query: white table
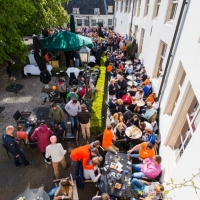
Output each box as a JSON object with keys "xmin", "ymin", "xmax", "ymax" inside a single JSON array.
[{"xmin": 24, "ymin": 65, "xmax": 52, "ymax": 75}]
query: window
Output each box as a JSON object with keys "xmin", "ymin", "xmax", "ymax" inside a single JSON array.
[
  {"xmin": 153, "ymin": 0, "xmax": 161, "ymax": 19},
  {"xmin": 108, "ymin": 19, "xmax": 112, "ymax": 26},
  {"xmin": 133, "ymin": 25, "xmax": 138, "ymax": 39},
  {"xmin": 154, "ymin": 42, "xmax": 167, "ymax": 78},
  {"xmin": 170, "ymin": 0, "xmax": 178, "ymax": 20},
  {"xmin": 144, "ymin": 0, "xmax": 150, "ymax": 17},
  {"xmin": 73, "ymin": 8, "xmax": 80, "ymax": 14},
  {"xmin": 174, "ymin": 95, "xmax": 199, "ymax": 163},
  {"xmin": 115, "ymin": 18, "xmax": 117, "ymax": 27},
  {"xmin": 108, "ymin": 6, "xmax": 113, "ymax": 13},
  {"xmin": 133, "ymin": 0, "xmax": 137, "ymax": 16},
  {"xmin": 139, "ymin": 29, "xmax": 145, "ymax": 53},
  {"xmin": 137, "ymin": 0, "xmax": 141, "ymax": 17},
  {"xmin": 94, "ymin": 8, "xmax": 100, "ymax": 15},
  {"xmin": 116, "ymin": 1, "xmax": 118, "ymax": 11},
  {"xmin": 84, "ymin": 19, "xmax": 89, "ymax": 26},
  {"xmin": 121, "ymin": 0, "xmax": 124, "ymax": 12},
  {"xmin": 91, "ymin": 19, "xmax": 96, "ymax": 26},
  {"xmin": 165, "ymin": 64, "xmax": 186, "ymax": 115},
  {"xmin": 125, "ymin": 0, "xmax": 129, "ymax": 12},
  {"xmin": 128, "ymin": 0, "xmax": 131, "ymax": 13},
  {"xmin": 77, "ymin": 19, "xmax": 82, "ymax": 26}
]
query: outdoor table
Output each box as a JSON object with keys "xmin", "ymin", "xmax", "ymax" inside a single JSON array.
[
  {"xmin": 14, "ymin": 188, "xmax": 50, "ymax": 200},
  {"xmin": 126, "ymin": 75, "xmax": 136, "ymax": 81},
  {"xmin": 125, "ymin": 125, "xmax": 142, "ymax": 139},
  {"xmin": 136, "ymin": 100, "xmax": 145, "ymax": 107},
  {"xmin": 6, "ymin": 84, "xmax": 23, "ymax": 93},
  {"xmin": 127, "ymin": 80, "xmax": 138, "ymax": 87},
  {"xmin": 24, "ymin": 64, "xmax": 52, "ymax": 75},
  {"xmin": 99, "ymin": 152, "xmax": 132, "ymax": 198}
]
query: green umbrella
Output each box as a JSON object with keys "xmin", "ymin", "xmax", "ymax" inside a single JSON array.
[
  {"xmin": 70, "ymin": 14, "xmax": 75, "ymax": 33},
  {"xmin": 41, "ymin": 31, "xmax": 93, "ymax": 52}
]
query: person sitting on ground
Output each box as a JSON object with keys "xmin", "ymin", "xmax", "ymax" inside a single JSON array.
[
  {"xmin": 127, "ymin": 142, "xmax": 155, "ymax": 161},
  {"xmin": 53, "ymin": 179, "xmax": 73, "ymax": 200},
  {"xmin": 122, "ymin": 92, "xmax": 132, "ymax": 105},
  {"xmin": 16, "ymin": 125, "xmax": 28, "ymax": 143},
  {"xmin": 132, "ymin": 155, "xmax": 162, "ymax": 179},
  {"xmin": 102, "ymin": 125, "xmax": 119, "ymax": 153},
  {"xmin": 131, "ymin": 179, "xmax": 164, "ymax": 200},
  {"xmin": 143, "ymin": 102, "xmax": 157, "ymax": 121},
  {"xmin": 83, "ymin": 156, "xmax": 102, "ymax": 182}
]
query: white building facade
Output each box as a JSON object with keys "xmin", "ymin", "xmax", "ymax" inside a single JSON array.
[{"xmin": 115, "ymin": 0, "xmax": 200, "ymax": 199}]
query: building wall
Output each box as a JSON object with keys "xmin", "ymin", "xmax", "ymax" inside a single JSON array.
[
  {"xmin": 114, "ymin": 0, "xmax": 200, "ymax": 199},
  {"xmin": 114, "ymin": 0, "xmax": 134, "ymax": 36},
  {"xmin": 74, "ymin": 14, "xmax": 114, "ymax": 28}
]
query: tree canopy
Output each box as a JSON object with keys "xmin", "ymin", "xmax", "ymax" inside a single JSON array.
[{"xmin": 0, "ymin": 0, "xmax": 69, "ymax": 64}]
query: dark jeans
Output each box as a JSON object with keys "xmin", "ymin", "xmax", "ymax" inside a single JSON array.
[
  {"xmin": 6, "ymin": 66, "xmax": 11, "ymax": 77},
  {"xmin": 131, "ymin": 178, "xmax": 145, "ymax": 197},
  {"xmin": 70, "ymin": 116, "xmax": 78, "ymax": 134},
  {"xmin": 42, "ymin": 152, "xmax": 51, "ymax": 162},
  {"xmin": 14, "ymin": 149, "xmax": 29, "ymax": 167},
  {"xmin": 60, "ymin": 92, "xmax": 67, "ymax": 104},
  {"xmin": 71, "ymin": 159, "xmax": 79, "ymax": 176},
  {"xmin": 57, "ymin": 121, "xmax": 67, "ymax": 131},
  {"xmin": 117, "ymin": 90, "xmax": 126, "ymax": 99}
]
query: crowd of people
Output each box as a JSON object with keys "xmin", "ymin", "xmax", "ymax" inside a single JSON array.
[{"xmin": 2, "ymin": 27, "xmax": 164, "ymax": 200}]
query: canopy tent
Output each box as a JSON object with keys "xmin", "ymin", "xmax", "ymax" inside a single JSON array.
[{"xmin": 41, "ymin": 31, "xmax": 93, "ymax": 52}]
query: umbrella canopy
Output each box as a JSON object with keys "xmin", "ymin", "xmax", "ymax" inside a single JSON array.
[
  {"xmin": 41, "ymin": 31, "xmax": 93, "ymax": 52},
  {"xmin": 70, "ymin": 15, "xmax": 75, "ymax": 33},
  {"xmin": 33, "ymin": 36, "xmax": 47, "ymax": 71}
]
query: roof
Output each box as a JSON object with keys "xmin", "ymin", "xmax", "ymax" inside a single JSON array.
[{"xmin": 65, "ymin": 0, "xmax": 115, "ymax": 15}]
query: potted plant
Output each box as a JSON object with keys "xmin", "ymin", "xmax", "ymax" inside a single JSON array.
[{"xmin": 10, "ymin": 64, "xmax": 23, "ymax": 78}]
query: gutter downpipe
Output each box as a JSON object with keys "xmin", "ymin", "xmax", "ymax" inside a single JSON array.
[
  {"xmin": 158, "ymin": 0, "xmax": 190, "ymax": 102},
  {"xmin": 129, "ymin": 0, "xmax": 136, "ymax": 39}
]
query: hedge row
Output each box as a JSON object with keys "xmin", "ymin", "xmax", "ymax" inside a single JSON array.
[{"xmin": 90, "ymin": 54, "xmax": 107, "ymax": 134}]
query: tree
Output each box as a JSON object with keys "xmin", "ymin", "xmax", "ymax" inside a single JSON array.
[{"xmin": 0, "ymin": 0, "xmax": 69, "ymax": 64}]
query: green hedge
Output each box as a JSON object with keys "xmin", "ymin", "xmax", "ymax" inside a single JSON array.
[{"xmin": 90, "ymin": 54, "xmax": 106, "ymax": 134}]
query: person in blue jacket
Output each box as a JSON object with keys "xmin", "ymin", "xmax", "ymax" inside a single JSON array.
[
  {"xmin": 2, "ymin": 125, "xmax": 32, "ymax": 167},
  {"xmin": 144, "ymin": 129, "xmax": 156, "ymax": 146}
]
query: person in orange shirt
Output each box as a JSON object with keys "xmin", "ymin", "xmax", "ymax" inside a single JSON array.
[
  {"xmin": 16, "ymin": 125, "xmax": 28, "ymax": 143},
  {"xmin": 127, "ymin": 142, "xmax": 155, "ymax": 161},
  {"xmin": 70, "ymin": 144, "xmax": 99, "ymax": 176},
  {"xmin": 44, "ymin": 53, "xmax": 50, "ymax": 62},
  {"xmin": 142, "ymin": 76, "xmax": 151, "ymax": 86},
  {"xmin": 102, "ymin": 125, "xmax": 119, "ymax": 153},
  {"xmin": 107, "ymin": 63, "xmax": 113, "ymax": 79},
  {"xmin": 145, "ymin": 93, "xmax": 157, "ymax": 104}
]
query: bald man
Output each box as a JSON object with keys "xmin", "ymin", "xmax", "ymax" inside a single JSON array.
[{"xmin": 46, "ymin": 136, "xmax": 70, "ymax": 179}]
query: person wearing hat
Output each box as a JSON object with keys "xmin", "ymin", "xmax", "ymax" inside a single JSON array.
[
  {"xmin": 31, "ymin": 120, "xmax": 52, "ymax": 164},
  {"xmin": 77, "ymin": 104, "xmax": 91, "ymax": 140},
  {"xmin": 65, "ymin": 99, "xmax": 81, "ymax": 135}
]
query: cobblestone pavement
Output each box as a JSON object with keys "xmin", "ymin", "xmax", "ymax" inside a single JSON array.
[{"xmin": 0, "ymin": 68, "xmax": 98, "ymax": 200}]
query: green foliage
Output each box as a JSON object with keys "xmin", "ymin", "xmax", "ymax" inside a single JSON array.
[
  {"xmin": 90, "ymin": 55, "xmax": 107, "ymax": 134},
  {"xmin": 10, "ymin": 64, "xmax": 23, "ymax": 72},
  {"xmin": 126, "ymin": 42, "xmax": 132, "ymax": 57},
  {"xmin": 0, "ymin": 0, "xmax": 70, "ymax": 64}
]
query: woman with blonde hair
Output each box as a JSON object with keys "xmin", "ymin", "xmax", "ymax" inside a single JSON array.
[
  {"xmin": 83, "ymin": 156, "xmax": 102, "ymax": 182},
  {"xmin": 116, "ymin": 99, "xmax": 126, "ymax": 114},
  {"xmin": 110, "ymin": 113, "xmax": 119, "ymax": 128},
  {"xmin": 108, "ymin": 79, "xmax": 118, "ymax": 98},
  {"xmin": 114, "ymin": 122, "xmax": 126, "ymax": 139},
  {"xmin": 127, "ymin": 97, "xmax": 137, "ymax": 113}
]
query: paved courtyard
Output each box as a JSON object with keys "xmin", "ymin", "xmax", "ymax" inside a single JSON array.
[{"xmin": 0, "ymin": 67, "xmax": 98, "ymax": 200}]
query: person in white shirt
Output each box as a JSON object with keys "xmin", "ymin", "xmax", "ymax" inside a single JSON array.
[
  {"xmin": 152, "ymin": 97, "xmax": 159, "ymax": 110},
  {"xmin": 83, "ymin": 156, "xmax": 101, "ymax": 182},
  {"xmin": 46, "ymin": 136, "xmax": 70, "ymax": 179},
  {"xmin": 88, "ymin": 54, "xmax": 96, "ymax": 68}
]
